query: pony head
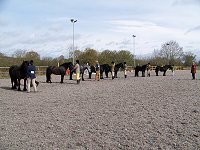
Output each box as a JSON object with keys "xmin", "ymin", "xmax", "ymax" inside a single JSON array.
[
  {"xmin": 60, "ymin": 62, "xmax": 73, "ymax": 70},
  {"xmin": 21, "ymin": 60, "xmax": 29, "ymax": 69}
]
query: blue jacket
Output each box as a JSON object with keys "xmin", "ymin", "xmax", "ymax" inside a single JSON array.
[
  {"xmin": 96, "ymin": 63, "xmax": 100, "ymax": 71},
  {"xmin": 27, "ymin": 65, "xmax": 36, "ymax": 79}
]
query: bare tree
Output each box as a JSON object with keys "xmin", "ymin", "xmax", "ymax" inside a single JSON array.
[
  {"xmin": 0, "ymin": 52, "xmax": 6, "ymax": 57},
  {"xmin": 159, "ymin": 40, "xmax": 184, "ymax": 65},
  {"xmin": 12, "ymin": 49, "xmax": 26, "ymax": 58},
  {"xmin": 182, "ymin": 51, "xmax": 196, "ymax": 66}
]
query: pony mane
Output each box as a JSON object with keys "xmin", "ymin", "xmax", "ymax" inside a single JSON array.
[
  {"xmin": 21, "ymin": 61, "xmax": 29, "ymax": 67},
  {"xmin": 60, "ymin": 62, "xmax": 73, "ymax": 69},
  {"xmin": 20, "ymin": 61, "xmax": 29, "ymax": 72},
  {"xmin": 115, "ymin": 63, "xmax": 123, "ymax": 68}
]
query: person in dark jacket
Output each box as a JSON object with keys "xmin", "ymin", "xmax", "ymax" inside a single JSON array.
[
  {"xmin": 191, "ymin": 62, "xmax": 196, "ymax": 80},
  {"xmin": 27, "ymin": 60, "xmax": 37, "ymax": 92}
]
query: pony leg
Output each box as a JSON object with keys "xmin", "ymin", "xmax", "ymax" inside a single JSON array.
[
  {"xmin": 100, "ymin": 73, "xmax": 104, "ymax": 79},
  {"xmin": 114, "ymin": 71, "xmax": 117, "ymax": 78},
  {"xmin": 89, "ymin": 72, "xmax": 92, "ymax": 79},
  {"xmin": 13, "ymin": 78, "xmax": 17, "ymax": 89},
  {"xmin": 163, "ymin": 71, "xmax": 166, "ymax": 76},
  {"xmin": 82, "ymin": 73, "xmax": 84, "ymax": 81},
  {"xmin": 23, "ymin": 79, "xmax": 27, "ymax": 91},
  {"xmin": 17, "ymin": 79, "xmax": 21, "ymax": 91},
  {"xmin": 60, "ymin": 75, "xmax": 64, "ymax": 83},
  {"xmin": 46, "ymin": 73, "xmax": 51, "ymax": 83},
  {"xmin": 105, "ymin": 72, "xmax": 108, "ymax": 78},
  {"xmin": 11, "ymin": 78, "xmax": 15, "ymax": 89},
  {"xmin": 135, "ymin": 69, "xmax": 139, "ymax": 77},
  {"xmin": 69, "ymin": 72, "xmax": 73, "ymax": 80},
  {"xmin": 156, "ymin": 71, "xmax": 159, "ymax": 76},
  {"xmin": 142, "ymin": 71, "xmax": 145, "ymax": 77}
]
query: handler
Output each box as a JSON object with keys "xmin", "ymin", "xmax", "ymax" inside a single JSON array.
[
  {"xmin": 111, "ymin": 61, "xmax": 115, "ymax": 80},
  {"xmin": 191, "ymin": 62, "xmax": 196, "ymax": 80},
  {"xmin": 147, "ymin": 63, "xmax": 151, "ymax": 77},
  {"xmin": 27, "ymin": 60, "xmax": 37, "ymax": 92},
  {"xmin": 124, "ymin": 62, "xmax": 127, "ymax": 78},
  {"xmin": 73, "ymin": 60, "xmax": 81, "ymax": 84},
  {"xmin": 95, "ymin": 60, "xmax": 100, "ymax": 81}
]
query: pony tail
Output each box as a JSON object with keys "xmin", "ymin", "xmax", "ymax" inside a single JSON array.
[{"xmin": 46, "ymin": 67, "xmax": 51, "ymax": 82}]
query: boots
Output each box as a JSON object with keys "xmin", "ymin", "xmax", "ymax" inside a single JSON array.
[
  {"xmin": 36, "ymin": 81, "xmax": 39, "ymax": 87},
  {"xmin": 77, "ymin": 79, "xmax": 80, "ymax": 84},
  {"xmin": 125, "ymin": 75, "xmax": 127, "ymax": 78},
  {"xmin": 112, "ymin": 76, "xmax": 114, "ymax": 80}
]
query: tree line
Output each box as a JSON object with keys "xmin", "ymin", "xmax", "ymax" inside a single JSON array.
[{"xmin": 0, "ymin": 40, "xmax": 198, "ymax": 67}]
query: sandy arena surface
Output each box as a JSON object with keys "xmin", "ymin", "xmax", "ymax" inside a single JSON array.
[{"xmin": 0, "ymin": 70, "xmax": 200, "ymax": 149}]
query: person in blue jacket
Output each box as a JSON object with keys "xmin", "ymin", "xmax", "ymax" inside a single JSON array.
[{"xmin": 27, "ymin": 60, "xmax": 37, "ymax": 92}]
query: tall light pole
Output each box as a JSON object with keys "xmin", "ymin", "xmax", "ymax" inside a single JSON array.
[
  {"xmin": 70, "ymin": 19, "xmax": 77, "ymax": 65},
  {"xmin": 132, "ymin": 35, "xmax": 136, "ymax": 67},
  {"xmin": 166, "ymin": 43, "xmax": 170, "ymax": 65}
]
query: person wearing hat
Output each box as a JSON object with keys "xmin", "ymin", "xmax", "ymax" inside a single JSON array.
[
  {"xmin": 27, "ymin": 60, "xmax": 37, "ymax": 92},
  {"xmin": 95, "ymin": 60, "xmax": 100, "ymax": 81},
  {"xmin": 73, "ymin": 60, "xmax": 81, "ymax": 84}
]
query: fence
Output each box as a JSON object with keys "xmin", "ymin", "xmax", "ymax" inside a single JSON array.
[
  {"xmin": 0, "ymin": 65, "xmax": 188, "ymax": 78},
  {"xmin": 0, "ymin": 66, "xmax": 48, "ymax": 78}
]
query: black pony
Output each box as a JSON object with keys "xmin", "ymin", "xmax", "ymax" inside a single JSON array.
[
  {"xmin": 155, "ymin": 65, "xmax": 173, "ymax": 76},
  {"xmin": 71, "ymin": 64, "xmax": 91, "ymax": 81},
  {"xmin": 135, "ymin": 64, "xmax": 148, "ymax": 77},
  {"xmin": 100, "ymin": 64, "xmax": 111, "ymax": 79},
  {"xmin": 9, "ymin": 60, "xmax": 29, "ymax": 91},
  {"xmin": 114, "ymin": 63, "xmax": 123, "ymax": 78},
  {"xmin": 88, "ymin": 63, "xmax": 123, "ymax": 79},
  {"xmin": 88, "ymin": 64, "xmax": 106, "ymax": 79},
  {"xmin": 88, "ymin": 65, "xmax": 96, "ymax": 79},
  {"xmin": 46, "ymin": 62, "xmax": 73, "ymax": 83}
]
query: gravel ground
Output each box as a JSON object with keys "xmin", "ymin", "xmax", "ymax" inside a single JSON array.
[{"xmin": 0, "ymin": 70, "xmax": 200, "ymax": 150}]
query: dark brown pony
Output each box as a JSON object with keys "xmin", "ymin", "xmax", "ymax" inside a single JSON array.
[
  {"xmin": 114, "ymin": 63, "xmax": 123, "ymax": 78},
  {"xmin": 135, "ymin": 64, "xmax": 148, "ymax": 77},
  {"xmin": 46, "ymin": 62, "xmax": 73, "ymax": 83},
  {"xmin": 155, "ymin": 65, "xmax": 173, "ymax": 76},
  {"xmin": 9, "ymin": 61, "xmax": 29, "ymax": 91},
  {"xmin": 100, "ymin": 64, "xmax": 111, "ymax": 79}
]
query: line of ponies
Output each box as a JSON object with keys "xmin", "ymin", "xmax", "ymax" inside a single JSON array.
[
  {"xmin": 135, "ymin": 64, "xmax": 173, "ymax": 77},
  {"xmin": 8, "ymin": 61, "xmax": 173, "ymax": 91}
]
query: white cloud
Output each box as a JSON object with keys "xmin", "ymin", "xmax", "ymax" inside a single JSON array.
[
  {"xmin": 172, "ymin": 0, "xmax": 200, "ymax": 5},
  {"xmin": 185, "ymin": 25, "xmax": 200, "ymax": 34},
  {"xmin": 0, "ymin": 0, "xmax": 200, "ymax": 58}
]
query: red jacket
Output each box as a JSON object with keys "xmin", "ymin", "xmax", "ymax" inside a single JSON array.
[{"xmin": 191, "ymin": 65, "xmax": 196, "ymax": 74}]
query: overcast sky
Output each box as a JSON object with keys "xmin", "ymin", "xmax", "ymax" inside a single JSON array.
[{"xmin": 0, "ymin": 0, "xmax": 200, "ymax": 58}]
